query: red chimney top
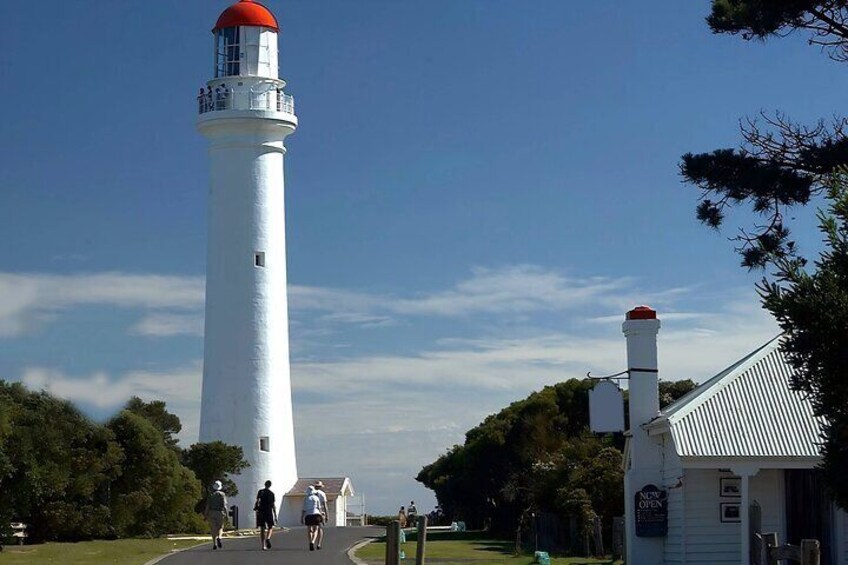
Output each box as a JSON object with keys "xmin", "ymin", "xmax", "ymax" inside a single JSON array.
[{"xmin": 626, "ymin": 306, "xmax": 657, "ymax": 320}]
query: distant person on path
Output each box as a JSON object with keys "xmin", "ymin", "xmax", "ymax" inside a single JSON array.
[
  {"xmin": 398, "ymin": 506, "xmax": 408, "ymax": 528},
  {"xmin": 407, "ymin": 501, "xmax": 417, "ymax": 524},
  {"xmin": 313, "ymin": 481, "xmax": 329, "ymax": 549},
  {"xmin": 302, "ymin": 485, "xmax": 326, "ymax": 551},
  {"xmin": 204, "ymin": 480, "xmax": 227, "ymax": 550},
  {"xmin": 254, "ymin": 480, "xmax": 276, "ymax": 550}
]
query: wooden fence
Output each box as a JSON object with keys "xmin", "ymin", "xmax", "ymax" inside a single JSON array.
[
  {"xmin": 752, "ymin": 532, "xmax": 820, "ymax": 565},
  {"xmin": 386, "ymin": 516, "xmax": 428, "ymax": 565}
]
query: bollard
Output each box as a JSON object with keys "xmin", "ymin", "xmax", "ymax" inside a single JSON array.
[
  {"xmin": 801, "ymin": 539, "xmax": 820, "ymax": 565},
  {"xmin": 386, "ymin": 520, "xmax": 401, "ymax": 565},
  {"xmin": 416, "ymin": 515, "xmax": 428, "ymax": 565}
]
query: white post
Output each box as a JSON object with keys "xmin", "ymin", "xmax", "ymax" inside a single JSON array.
[
  {"xmin": 741, "ymin": 474, "xmax": 750, "ymax": 565},
  {"xmin": 731, "ymin": 466, "xmax": 759, "ymax": 565},
  {"xmin": 623, "ymin": 306, "xmax": 664, "ymax": 565}
]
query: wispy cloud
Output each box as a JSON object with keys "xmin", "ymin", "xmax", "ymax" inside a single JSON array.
[
  {"xmin": 130, "ymin": 313, "xmax": 204, "ymax": 337},
  {"xmin": 0, "ymin": 266, "xmax": 692, "ymax": 339},
  {"xmin": 290, "ymin": 265, "xmax": 640, "ymax": 320},
  {"xmin": 0, "ymin": 272, "xmax": 204, "ymax": 337},
  {"xmin": 7, "ymin": 282, "xmax": 780, "ymax": 513},
  {"xmin": 19, "ymin": 362, "xmax": 203, "ymax": 440}
]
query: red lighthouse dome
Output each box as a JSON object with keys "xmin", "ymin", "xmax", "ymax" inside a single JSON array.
[{"xmin": 214, "ymin": 0, "xmax": 279, "ymax": 32}]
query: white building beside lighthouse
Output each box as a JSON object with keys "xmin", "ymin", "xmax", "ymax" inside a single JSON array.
[
  {"xmin": 197, "ymin": 0, "xmax": 299, "ymax": 514},
  {"xmin": 621, "ymin": 306, "xmax": 848, "ymax": 564}
]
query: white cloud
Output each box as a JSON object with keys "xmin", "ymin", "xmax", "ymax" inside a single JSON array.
[
  {"xmin": 130, "ymin": 313, "xmax": 205, "ymax": 337},
  {"xmin": 290, "ymin": 265, "xmax": 639, "ymax": 320},
  {"xmin": 0, "ymin": 272, "xmax": 204, "ymax": 337},
  {"xmin": 392, "ymin": 266, "xmax": 632, "ymax": 316},
  {"xmin": 19, "ymin": 363, "xmax": 203, "ymax": 441},
  {"xmin": 7, "ymin": 286, "xmax": 779, "ymax": 514}
]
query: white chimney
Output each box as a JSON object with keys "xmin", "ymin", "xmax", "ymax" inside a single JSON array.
[{"xmin": 622, "ymin": 305, "xmax": 665, "ymax": 565}]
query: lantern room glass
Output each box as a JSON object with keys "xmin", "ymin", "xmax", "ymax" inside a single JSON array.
[{"xmin": 215, "ymin": 27, "xmax": 241, "ymax": 78}]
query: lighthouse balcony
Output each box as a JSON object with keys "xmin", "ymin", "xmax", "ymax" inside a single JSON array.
[{"xmin": 198, "ymin": 88, "xmax": 295, "ymax": 116}]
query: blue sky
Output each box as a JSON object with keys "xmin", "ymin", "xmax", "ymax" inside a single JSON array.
[{"xmin": 0, "ymin": 1, "xmax": 843, "ymax": 514}]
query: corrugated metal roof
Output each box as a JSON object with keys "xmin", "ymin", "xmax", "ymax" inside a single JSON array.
[{"xmin": 649, "ymin": 336, "xmax": 825, "ymax": 458}]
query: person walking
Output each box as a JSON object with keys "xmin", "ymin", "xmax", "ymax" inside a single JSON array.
[
  {"xmin": 301, "ymin": 485, "xmax": 325, "ymax": 551},
  {"xmin": 408, "ymin": 500, "xmax": 418, "ymax": 525},
  {"xmin": 313, "ymin": 481, "xmax": 329, "ymax": 549},
  {"xmin": 204, "ymin": 480, "xmax": 227, "ymax": 550},
  {"xmin": 398, "ymin": 505, "xmax": 408, "ymax": 528},
  {"xmin": 254, "ymin": 480, "xmax": 276, "ymax": 550}
]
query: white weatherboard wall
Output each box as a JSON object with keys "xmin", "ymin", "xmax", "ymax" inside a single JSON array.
[
  {"xmin": 676, "ymin": 469, "xmax": 784, "ymax": 564},
  {"xmin": 661, "ymin": 436, "xmax": 684, "ymax": 564},
  {"xmin": 197, "ymin": 18, "xmax": 299, "ymax": 512}
]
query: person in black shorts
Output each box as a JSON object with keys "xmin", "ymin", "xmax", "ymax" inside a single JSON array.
[
  {"xmin": 301, "ymin": 486, "xmax": 326, "ymax": 550},
  {"xmin": 254, "ymin": 480, "xmax": 276, "ymax": 550}
]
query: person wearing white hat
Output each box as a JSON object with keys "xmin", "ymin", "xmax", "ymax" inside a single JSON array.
[
  {"xmin": 313, "ymin": 481, "xmax": 328, "ymax": 549},
  {"xmin": 301, "ymin": 486, "xmax": 326, "ymax": 551},
  {"xmin": 204, "ymin": 480, "xmax": 228, "ymax": 550}
]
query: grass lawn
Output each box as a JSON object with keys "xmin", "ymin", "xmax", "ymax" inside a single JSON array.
[
  {"xmin": 0, "ymin": 537, "xmax": 201, "ymax": 564},
  {"xmin": 354, "ymin": 532, "xmax": 621, "ymax": 565}
]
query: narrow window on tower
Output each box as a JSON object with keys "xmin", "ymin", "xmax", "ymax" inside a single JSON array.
[
  {"xmin": 259, "ymin": 436, "xmax": 270, "ymax": 452},
  {"xmin": 254, "ymin": 252, "xmax": 266, "ymax": 267}
]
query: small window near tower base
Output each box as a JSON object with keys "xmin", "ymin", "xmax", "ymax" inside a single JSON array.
[
  {"xmin": 259, "ymin": 436, "xmax": 270, "ymax": 452},
  {"xmin": 254, "ymin": 252, "xmax": 266, "ymax": 267}
]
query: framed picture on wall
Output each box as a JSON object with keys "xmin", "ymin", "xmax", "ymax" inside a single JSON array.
[
  {"xmin": 720, "ymin": 502, "xmax": 741, "ymax": 523},
  {"xmin": 720, "ymin": 477, "xmax": 741, "ymax": 497}
]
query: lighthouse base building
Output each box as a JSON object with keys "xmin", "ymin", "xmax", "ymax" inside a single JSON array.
[{"xmin": 622, "ymin": 308, "xmax": 848, "ymax": 565}]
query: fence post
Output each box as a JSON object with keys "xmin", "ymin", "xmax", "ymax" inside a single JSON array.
[
  {"xmin": 800, "ymin": 539, "xmax": 820, "ymax": 565},
  {"xmin": 612, "ymin": 516, "xmax": 624, "ymax": 560},
  {"xmin": 416, "ymin": 515, "xmax": 428, "ymax": 565},
  {"xmin": 592, "ymin": 516, "xmax": 604, "ymax": 557},
  {"xmin": 386, "ymin": 520, "xmax": 400, "ymax": 565},
  {"xmin": 762, "ymin": 532, "xmax": 778, "ymax": 565},
  {"xmin": 752, "ymin": 532, "xmax": 763, "ymax": 565}
]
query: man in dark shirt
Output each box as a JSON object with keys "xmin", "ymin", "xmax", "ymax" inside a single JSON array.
[{"xmin": 255, "ymin": 480, "xmax": 276, "ymax": 550}]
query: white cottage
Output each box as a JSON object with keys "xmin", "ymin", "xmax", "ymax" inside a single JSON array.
[
  {"xmin": 279, "ymin": 477, "xmax": 355, "ymax": 528},
  {"xmin": 621, "ymin": 306, "xmax": 848, "ymax": 565}
]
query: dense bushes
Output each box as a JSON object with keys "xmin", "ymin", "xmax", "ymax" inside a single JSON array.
[
  {"xmin": 417, "ymin": 378, "xmax": 695, "ymax": 540},
  {"xmin": 0, "ymin": 381, "xmax": 245, "ymax": 542}
]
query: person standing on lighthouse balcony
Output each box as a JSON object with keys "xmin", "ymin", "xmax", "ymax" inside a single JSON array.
[{"xmin": 197, "ymin": 0, "xmax": 300, "ymax": 516}]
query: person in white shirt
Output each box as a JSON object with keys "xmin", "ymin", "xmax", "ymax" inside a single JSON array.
[
  {"xmin": 313, "ymin": 481, "xmax": 329, "ymax": 549},
  {"xmin": 301, "ymin": 486, "xmax": 325, "ymax": 551}
]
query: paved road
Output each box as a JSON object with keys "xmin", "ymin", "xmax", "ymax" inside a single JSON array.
[{"xmin": 159, "ymin": 526, "xmax": 382, "ymax": 565}]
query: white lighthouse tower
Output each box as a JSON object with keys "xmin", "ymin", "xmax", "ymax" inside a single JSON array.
[{"xmin": 197, "ymin": 0, "xmax": 298, "ymax": 512}]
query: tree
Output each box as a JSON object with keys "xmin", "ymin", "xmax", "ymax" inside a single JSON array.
[
  {"xmin": 758, "ymin": 176, "xmax": 848, "ymax": 509},
  {"xmin": 182, "ymin": 440, "xmax": 250, "ymax": 512},
  {"xmin": 658, "ymin": 379, "xmax": 697, "ymax": 408},
  {"xmin": 125, "ymin": 397, "xmax": 182, "ymax": 450},
  {"xmin": 107, "ymin": 411, "xmax": 202, "ymax": 537},
  {"xmin": 682, "ymin": 1, "xmax": 848, "ymax": 268},
  {"xmin": 416, "ymin": 378, "xmax": 696, "ymax": 538},
  {"xmin": 681, "ymin": 0, "xmax": 848, "ymax": 508},
  {"xmin": 0, "ymin": 381, "xmax": 121, "ymax": 542},
  {"xmin": 707, "ymin": 1, "xmax": 848, "ymax": 61}
]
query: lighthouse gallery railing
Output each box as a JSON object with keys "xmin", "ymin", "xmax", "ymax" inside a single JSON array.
[{"xmin": 198, "ymin": 89, "xmax": 295, "ymax": 115}]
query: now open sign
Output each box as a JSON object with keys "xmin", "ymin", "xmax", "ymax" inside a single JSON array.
[{"xmin": 635, "ymin": 484, "xmax": 668, "ymax": 537}]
